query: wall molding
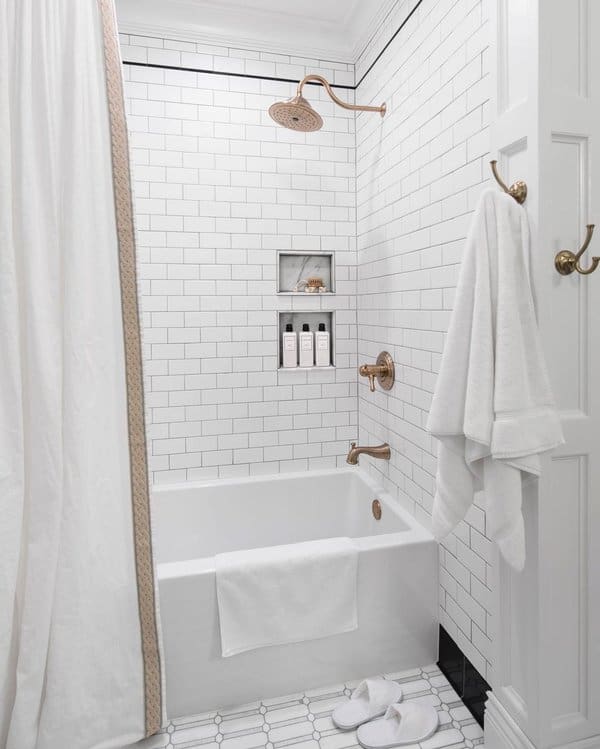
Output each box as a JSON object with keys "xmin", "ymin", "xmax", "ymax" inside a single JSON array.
[
  {"xmin": 485, "ymin": 694, "xmax": 537, "ymax": 749},
  {"xmin": 486, "ymin": 694, "xmax": 600, "ymax": 749},
  {"xmin": 116, "ymin": 0, "xmax": 405, "ymax": 66},
  {"xmin": 116, "ymin": 21, "xmax": 352, "ymax": 64}
]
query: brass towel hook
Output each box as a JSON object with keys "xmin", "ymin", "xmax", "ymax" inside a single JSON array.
[
  {"xmin": 490, "ymin": 160, "xmax": 528, "ymax": 204},
  {"xmin": 555, "ymin": 225, "xmax": 599, "ymax": 275}
]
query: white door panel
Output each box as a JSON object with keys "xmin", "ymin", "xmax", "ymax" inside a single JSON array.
[{"xmin": 489, "ymin": 0, "xmax": 600, "ymax": 746}]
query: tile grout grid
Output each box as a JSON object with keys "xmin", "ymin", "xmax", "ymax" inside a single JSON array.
[{"xmin": 138, "ymin": 665, "xmax": 484, "ymax": 749}]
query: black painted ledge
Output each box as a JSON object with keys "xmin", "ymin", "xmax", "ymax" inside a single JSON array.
[{"xmin": 437, "ymin": 626, "xmax": 490, "ymax": 728}]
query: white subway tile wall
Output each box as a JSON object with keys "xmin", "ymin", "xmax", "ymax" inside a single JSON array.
[
  {"xmin": 355, "ymin": 0, "xmax": 493, "ymax": 680},
  {"xmin": 122, "ymin": 38, "xmax": 358, "ymax": 484},
  {"xmin": 121, "ymin": 0, "xmax": 493, "ymax": 689}
]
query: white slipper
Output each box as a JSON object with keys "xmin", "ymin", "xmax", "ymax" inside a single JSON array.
[
  {"xmin": 356, "ymin": 702, "xmax": 439, "ymax": 748},
  {"xmin": 332, "ymin": 679, "xmax": 403, "ymax": 731}
]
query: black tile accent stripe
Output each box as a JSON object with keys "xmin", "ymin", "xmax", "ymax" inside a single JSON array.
[
  {"xmin": 437, "ymin": 626, "xmax": 490, "ymax": 728},
  {"xmin": 120, "ymin": 0, "xmax": 424, "ymax": 91},
  {"xmin": 120, "ymin": 61, "xmax": 355, "ymax": 90},
  {"xmin": 355, "ymin": 0, "xmax": 425, "ymax": 88}
]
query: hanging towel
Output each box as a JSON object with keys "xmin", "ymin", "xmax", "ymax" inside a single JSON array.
[
  {"xmin": 215, "ymin": 537, "xmax": 358, "ymax": 657},
  {"xmin": 426, "ymin": 189, "xmax": 564, "ymax": 570}
]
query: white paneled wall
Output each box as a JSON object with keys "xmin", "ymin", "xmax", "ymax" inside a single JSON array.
[
  {"xmin": 122, "ymin": 0, "xmax": 496, "ymax": 684},
  {"xmin": 355, "ymin": 0, "xmax": 493, "ymax": 679},
  {"xmin": 121, "ymin": 37, "xmax": 358, "ymax": 484}
]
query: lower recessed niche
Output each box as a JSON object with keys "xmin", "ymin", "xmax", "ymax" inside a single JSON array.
[{"xmin": 278, "ymin": 311, "xmax": 335, "ymax": 370}]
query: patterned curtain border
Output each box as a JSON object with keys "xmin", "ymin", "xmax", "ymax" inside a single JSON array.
[{"xmin": 97, "ymin": 0, "xmax": 162, "ymax": 736}]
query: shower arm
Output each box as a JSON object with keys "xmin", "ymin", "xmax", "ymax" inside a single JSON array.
[{"xmin": 297, "ymin": 74, "xmax": 386, "ymax": 117}]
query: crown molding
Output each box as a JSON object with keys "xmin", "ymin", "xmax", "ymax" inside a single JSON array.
[
  {"xmin": 117, "ymin": 20, "xmax": 353, "ymax": 64},
  {"xmin": 115, "ymin": 0, "xmax": 405, "ymax": 70},
  {"xmin": 349, "ymin": 0, "xmax": 398, "ymax": 65}
]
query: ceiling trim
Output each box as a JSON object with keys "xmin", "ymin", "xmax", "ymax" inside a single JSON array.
[
  {"xmin": 116, "ymin": 0, "xmax": 409, "ymax": 69},
  {"xmin": 116, "ymin": 19, "xmax": 355, "ymax": 65},
  {"xmin": 349, "ymin": 0, "xmax": 399, "ymax": 64}
]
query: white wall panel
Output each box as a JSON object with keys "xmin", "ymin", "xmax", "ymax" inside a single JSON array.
[
  {"xmin": 548, "ymin": 134, "xmax": 589, "ymax": 415},
  {"xmin": 489, "ymin": 1, "xmax": 600, "ymax": 746},
  {"xmin": 549, "ymin": 0, "xmax": 590, "ymax": 99}
]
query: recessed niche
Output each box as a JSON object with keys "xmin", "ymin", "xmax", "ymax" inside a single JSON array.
[
  {"xmin": 277, "ymin": 251, "xmax": 334, "ymax": 294},
  {"xmin": 278, "ymin": 311, "xmax": 335, "ymax": 370}
]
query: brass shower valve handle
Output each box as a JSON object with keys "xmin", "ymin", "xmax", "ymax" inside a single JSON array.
[
  {"xmin": 359, "ymin": 352, "xmax": 395, "ymax": 392},
  {"xmin": 359, "ymin": 364, "xmax": 386, "ymax": 392}
]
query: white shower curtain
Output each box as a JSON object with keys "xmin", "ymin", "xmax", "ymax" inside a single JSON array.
[{"xmin": 0, "ymin": 2, "xmax": 162, "ymax": 748}]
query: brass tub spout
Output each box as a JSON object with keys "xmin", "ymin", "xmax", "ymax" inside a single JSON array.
[{"xmin": 346, "ymin": 442, "xmax": 391, "ymax": 465}]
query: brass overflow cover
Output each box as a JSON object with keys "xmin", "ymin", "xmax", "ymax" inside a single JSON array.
[{"xmin": 372, "ymin": 499, "xmax": 382, "ymax": 520}]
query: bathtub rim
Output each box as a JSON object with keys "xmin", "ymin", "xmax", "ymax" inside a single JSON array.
[{"xmin": 153, "ymin": 467, "xmax": 435, "ymax": 580}]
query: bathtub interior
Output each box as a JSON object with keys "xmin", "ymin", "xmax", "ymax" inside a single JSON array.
[{"xmin": 151, "ymin": 468, "xmax": 410, "ymax": 564}]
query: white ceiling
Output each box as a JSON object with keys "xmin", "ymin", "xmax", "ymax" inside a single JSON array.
[{"xmin": 115, "ymin": 0, "xmax": 395, "ymax": 63}]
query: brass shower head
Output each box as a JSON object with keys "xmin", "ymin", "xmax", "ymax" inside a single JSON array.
[
  {"xmin": 268, "ymin": 74, "xmax": 386, "ymax": 132},
  {"xmin": 268, "ymin": 94, "xmax": 323, "ymax": 132}
]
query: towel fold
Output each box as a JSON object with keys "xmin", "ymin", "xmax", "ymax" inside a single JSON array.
[
  {"xmin": 215, "ymin": 537, "xmax": 358, "ymax": 657},
  {"xmin": 427, "ymin": 189, "xmax": 564, "ymax": 570}
]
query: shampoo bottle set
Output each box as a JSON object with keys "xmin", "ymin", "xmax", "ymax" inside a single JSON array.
[{"xmin": 282, "ymin": 322, "xmax": 330, "ymax": 368}]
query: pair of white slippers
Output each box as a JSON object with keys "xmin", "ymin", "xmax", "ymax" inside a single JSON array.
[{"xmin": 332, "ymin": 678, "xmax": 439, "ymax": 748}]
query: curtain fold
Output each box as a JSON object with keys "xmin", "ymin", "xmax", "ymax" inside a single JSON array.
[{"xmin": 0, "ymin": 1, "xmax": 162, "ymax": 747}]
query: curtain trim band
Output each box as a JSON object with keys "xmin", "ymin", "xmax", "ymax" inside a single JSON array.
[{"xmin": 97, "ymin": 0, "xmax": 163, "ymax": 736}]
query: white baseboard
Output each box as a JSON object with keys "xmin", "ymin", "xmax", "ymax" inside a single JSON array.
[
  {"xmin": 485, "ymin": 693, "xmax": 536, "ymax": 749},
  {"xmin": 485, "ymin": 694, "xmax": 600, "ymax": 749}
]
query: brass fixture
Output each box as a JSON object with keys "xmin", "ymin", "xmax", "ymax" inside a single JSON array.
[
  {"xmin": 306, "ymin": 276, "xmax": 325, "ymax": 292},
  {"xmin": 346, "ymin": 442, "xmax": 391, "ymax": 465},
  {"xmin": 359, "ymin": 351, "xmax": 395, "ymax": 392},
  {"xmin": 372, "ymin": 499, "xmax": 382, "ymax": 520},
  {"xmin": 292, "ymin": 277, "xmax": 327, "ymax": 293},
  {"xmin": 269, "ymin": 74, "xmax": 386, "ymax": 132},
  {"xmin": 555, "ymin": 224, "xmax": 599, "ymax": 275},
  {"xmin": 490, "ymin": 160, "xmax": 527, "ymax": 204}
]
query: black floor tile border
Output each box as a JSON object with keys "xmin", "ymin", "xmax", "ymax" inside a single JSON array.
[{"xmin": 437, "ymin": 625, "xmax": 490, "ymax": 728}]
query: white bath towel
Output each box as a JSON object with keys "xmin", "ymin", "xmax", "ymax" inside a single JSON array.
[
  {"xmin": 427, "ymin": 189, "xmax": 564, "ymax": 570},
  {"xmin": 215, "ymin": 537, "xmax": 358, "ymax": 657}
]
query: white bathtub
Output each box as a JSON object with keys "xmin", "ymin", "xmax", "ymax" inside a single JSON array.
[{"xmin": 152, "ymin": 468, "xmax": 438, "ymax": 718}]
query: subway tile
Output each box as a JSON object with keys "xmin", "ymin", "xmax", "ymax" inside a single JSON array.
[{"xmin": 126, "ymin": 14, "xmax": 491, "ymax": 672}]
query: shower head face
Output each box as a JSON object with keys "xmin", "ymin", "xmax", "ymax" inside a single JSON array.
[{"xmin": 268, "ymin": 95, "xmax": 323, "ymax": 132}]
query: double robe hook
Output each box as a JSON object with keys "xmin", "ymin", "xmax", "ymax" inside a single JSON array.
[
  {"xmin": 490, "ymin": 160, "xmax": 527, "ymax": 204},
  {"xmin": 490, "ymin": 160, "xmax": 598, "ymax": 276},
  {"xmin": 555, "ymin": 225, "xmax": 599, "ymax": 275}
]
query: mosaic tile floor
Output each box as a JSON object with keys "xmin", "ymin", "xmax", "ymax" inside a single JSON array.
[{"xmin": 138, "ymin": 665, "xmax": 484, "ymax": 749}]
